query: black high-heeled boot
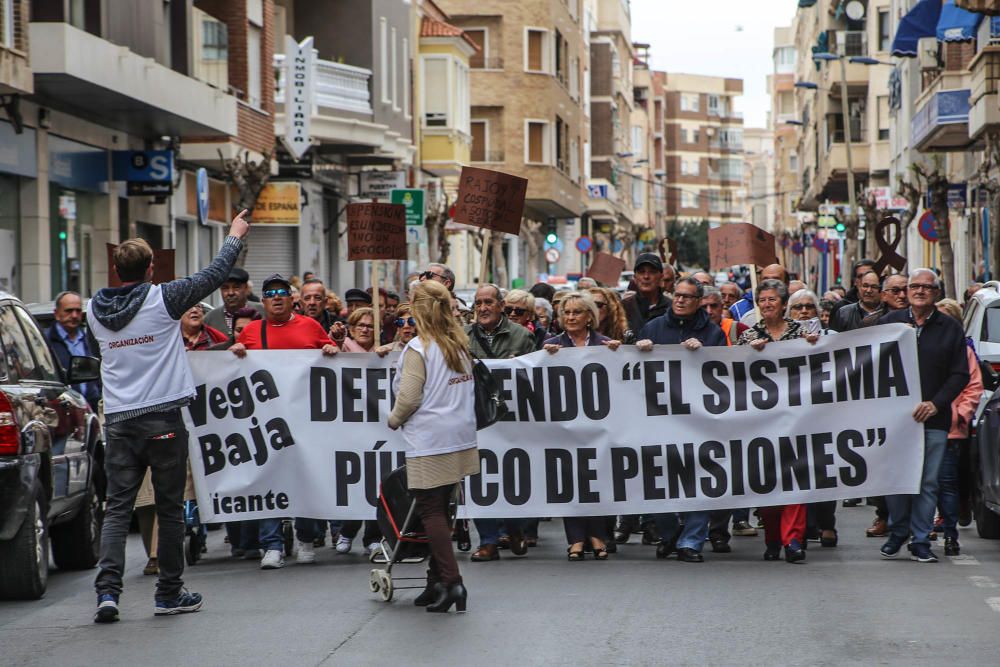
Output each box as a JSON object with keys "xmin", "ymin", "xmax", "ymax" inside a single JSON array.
[
  {"xmin": 426, "ymin": 583, "xmax": 468, "ymax": 613},
  {"xmin": 414, "ymin": 582, "xmax": 444, "ymax": 607}
]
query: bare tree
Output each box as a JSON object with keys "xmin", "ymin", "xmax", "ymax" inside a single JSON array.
[
  {"xmin": 896, "ymin": 168, "xmax": 924, "ymax": 275},
  {"xmin": 219, "ymin": 148, "xmax": 274, "ymax": 266},
  {"xmin": 520, "ymin": 217, "xmax": 543, "ymax": 285},
  {"xmin": 425, "ymin": 190, "xmax": 450, "ymax": 265},
  {"xmin": 912, "ymin": 157, "xmax": 956, "ymax": 298},
  {"xmin": 859, "ymin": 186, "xmax": 888, "ymax": 260}
]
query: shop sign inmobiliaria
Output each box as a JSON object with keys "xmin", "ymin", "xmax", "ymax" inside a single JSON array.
[{"xmin": 283, "ymin": 36, "xmax": 315, "ymax": 160}]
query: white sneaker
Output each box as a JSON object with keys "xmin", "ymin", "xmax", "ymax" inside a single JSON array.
[
  {"xmin": 335, "ymin": 535, "xmax": 353, "ymax": 554},
  {"xmin": 296, "ymin": 541, "xmax": 316, "ymax": 564},
  {"xmin": 365, "ymin": 541, "xmax": 383, "ymax": 558},
  {"xmin": 260, "ymin": 549, "xmax": 285, "ymax": 569}
]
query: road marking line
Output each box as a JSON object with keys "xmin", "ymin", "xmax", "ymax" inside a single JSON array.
[
  {"xmin": 968, "ymin": 576, "xmax": 999, "ymax": 588},
  {"xmin": 949, "ymin": 554, "xmax": 980, "ymax": 565},
  {"xmin": 986, "ymin": 597, "xmax": 1000, "ymax": 613}
]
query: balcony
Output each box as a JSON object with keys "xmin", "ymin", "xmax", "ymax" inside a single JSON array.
[
  {"xmin": 274, "ymin": 54, "xmax": 372, "ymax": 115},
  {"xmin": 0, "ymin": 26, "xmax": 32, "ymax": 95},
  {"xmin": 29, "ymin": 22, "xmax": 236, "ymax": 136},
  {"xmin": 969, "ymin": 47, "xmax": 1000, "ymax": 140},
  {"xmin": 471, "ymin": 150, "xmax": 505, "ymax": 163},
  {"xmin": 911, "ymin": 86, "xmax": 972, "ymax": 152},
  {"xmin": 828, "ymin": 30, "xmax": 868, "ymax": 58}
]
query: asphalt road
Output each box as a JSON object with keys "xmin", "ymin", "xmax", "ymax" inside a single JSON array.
[{"xmin": 2, "ymin": 505, "xmax": 1000, "ymax": 667}]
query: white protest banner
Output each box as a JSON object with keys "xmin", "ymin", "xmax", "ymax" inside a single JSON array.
[{"xmin": 184, "ymin": 325, "xmax": 923, "ymax": 523}]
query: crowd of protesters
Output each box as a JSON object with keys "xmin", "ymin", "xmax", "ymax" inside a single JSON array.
[{"xmin": 47, "ymin": 208, "xmax": 991, "ymax": 620}]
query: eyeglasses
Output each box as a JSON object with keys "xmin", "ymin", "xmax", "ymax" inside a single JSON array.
[
  {"xmin": 790, "ymin": 303, "xmax": 817, "ymax": 311},
  {"xmin": 884, "ymin": 287, "xmax": 906, "ymax": 294},
  {"xmin": 395, "ymin": 317, "xmax": 416, "ymax": 327},
  {"xmin": 504, "ymin": 306, "xmax": 529, "ymax": 316},
  {"xmin": 421, "ymin": 271, "xmax": 446, "ymax": 281},
  {"xmin": 263, "ymin": 288, "xmax": 291, "ymax": 298},
  {"xmin": 909, "ymin": 283, "xmax": 937, "ymax": 292},
  {"xmin": 353, "ymin": 323, "xmax": 375, "ymax": 330},
  {"xmin": 673, "ymin": 293, "xmax": 699, "ymax": 301}
]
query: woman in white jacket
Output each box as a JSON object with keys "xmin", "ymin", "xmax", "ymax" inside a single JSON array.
[{"xmin": 388, "ymin": 280, "xmax": 479, "ymax": 613}]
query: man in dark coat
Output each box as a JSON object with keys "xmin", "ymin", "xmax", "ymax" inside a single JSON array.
[{"xmin": 46, "ymin": 291, "xmax": 101, "ymax": 411}]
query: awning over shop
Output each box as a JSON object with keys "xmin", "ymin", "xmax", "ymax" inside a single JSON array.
[
  {"xmin": 937, "ymin": 0, "xmax": 984, "ymax": 41},
  {"xmin": 892, "ymin": 0, "xmax": 944, "ymax": 56},
  {"xmin": 798, "ymin": 0, "xmax": 817, "ymax": 7}
]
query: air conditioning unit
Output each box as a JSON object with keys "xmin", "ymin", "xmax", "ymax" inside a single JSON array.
[{"xmin": 918, "ymin": 37, "xmax": 940, "ymax": 70}]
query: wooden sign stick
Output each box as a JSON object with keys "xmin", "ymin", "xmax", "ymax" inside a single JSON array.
[
  {"xmin": 371, "ymin": 260, "xmax": 381, "ymax": 345},
  {"xmin": 748, "ymin": 263, "xmax": 761, "ymax": 322},
  {"xmin": 479, "ymin": 230, "xmax": 492, "ymax": 286}
]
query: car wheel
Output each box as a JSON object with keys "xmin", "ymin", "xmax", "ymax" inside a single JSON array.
[
  {"xmin": 975, "ymin": 497, "xmax": 1000, "ymax": 539},
  {"xmin": 51, "ymin": 481, "xmax": 103, "ymax": 570},
  {"xmin": 0, "ymin": 481, "xmax": 50, "ymax": 600}
]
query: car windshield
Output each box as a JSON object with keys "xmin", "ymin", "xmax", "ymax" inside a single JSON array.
[{"xmin": 983, "ymin": 305, "xmax": 1000, "ymax": 343}]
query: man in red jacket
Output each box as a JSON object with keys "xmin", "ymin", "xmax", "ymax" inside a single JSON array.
[{"xmin": 231, "ymin": 273, "xmax": 338, "ymax": 569}]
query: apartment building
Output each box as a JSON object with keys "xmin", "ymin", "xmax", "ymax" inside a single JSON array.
[
  {"xmin": 271, "ymin": 0, "xmax": 415, "ymax": 293},
  {"xmin": 587, "ymin": 0, "xmax": 635, "ymax": 260},
  {"xmin": 793, "ymin": 0, "xmax": 893, "ymax": 236},
  {"xmin": 770, "ymin": 24, "xmax": 800, "ymax": 235},
  {"xmin": 743, "ymin": 127, "xmax": 775, "ymax": 232},
  {"xmin": 0, "ymin": 0, "xmax": 274, "ymax": 302},
  {"xmin": 662, "ymin": 73, "xmax": 745, "ymax": 225},
  {"xmin": 438, "ymin": 0, "xmax": 588, "ymax": 286},
  {"xmin": 630, "ymin": 44, "xmax": 666, "ymax": 245}
]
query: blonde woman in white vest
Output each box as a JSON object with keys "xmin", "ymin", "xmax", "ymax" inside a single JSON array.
[{"xmin": 388, "ymin": 280, "xmax": 478, "ymax": 613}]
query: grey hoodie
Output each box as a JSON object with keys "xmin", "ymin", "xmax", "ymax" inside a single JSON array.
[{"xmin": 90, "ymin": 236, "xmax": 244, "ymax": 331}]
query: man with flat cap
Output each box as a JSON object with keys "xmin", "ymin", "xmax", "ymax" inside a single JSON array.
[
  {"xmin": 204, "ymin": 267, "xmax": 265, "ymax": 335},
  {"xmin": 343, "ymin": 288, "xmax": 373, "ymax": 314},
  {"xmin": 622, "ymin": 253, "xmax": 673, "ymax": 336}
]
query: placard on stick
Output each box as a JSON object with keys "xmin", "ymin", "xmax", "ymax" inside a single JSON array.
[
  {"xmin": 106, "ymin": 244, "xmax": 176, "ymax": 287},
  {"xmin": 453, "ymin": 166, "xmax": 528, "ymax": 236},
  {"xmin": 586, "ymin": 252, "xmax": 627, "ymax": 287},
  {"xmin": 708, "ymin": 222, "xmax": 777, "ymax": 270},
  {"xmin": 346, "ymin": 202, "xmax": 407, "ymax": 261}
]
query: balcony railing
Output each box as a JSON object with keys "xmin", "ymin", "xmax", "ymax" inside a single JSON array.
[
  {"xmin": 471, "ymin": 57, "xmax": 504, "ymax": 70},
  {"xmin": 471, "ymin": 150, "xmax": 505, "ymax": 163},
  {"xmin": 274, "ymin": 53, "xmax": 372, "ymax": 115},
  {"xmin": 829, "ymin": 30, "xmax": 868, "ymax": 57}
]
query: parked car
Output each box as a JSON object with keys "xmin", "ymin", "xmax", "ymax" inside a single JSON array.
[
  {"xmin": 0, "ymin": 292, "xmax": 103, "ymax": 599},
  {"xmin": 962, "ymin": 281, "xmax": 1000, "ymax": 538}
]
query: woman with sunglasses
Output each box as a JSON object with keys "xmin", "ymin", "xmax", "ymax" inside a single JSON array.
[
  {"xmin": 503, "ymin": 289, "xmax": 547, "ymax": 350},
  {"xmin": 376, "ymin": 304, "xmax": 417, "ymax": 355},
  {"xmin": 542, "ymin": 291, "xmax": 622, "ymax": 560},
  {"xmin": 588, "ymin": 287, "xmax": 632, "ymax": 343}
]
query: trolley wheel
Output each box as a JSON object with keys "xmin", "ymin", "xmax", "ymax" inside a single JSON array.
[
  {"xmin": 282, "ymin": 521, "xmax": 294, "ymax": 557},
  {"xmin": 377, "ymin": 571, "xmax": 393, "ymax": 601},
  {"xmin": 185, "ymin": 534, "xmax": 199, "ymax": 566},
  {"xmin": 369, "ymin": 568, "xmax": 383, "ymax": 593}
]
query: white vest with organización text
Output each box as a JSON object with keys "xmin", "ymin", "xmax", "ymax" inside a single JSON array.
[
  {"xmin": 88, "ymin": 285, "xmax": 194, "ymax": 415},
  {"xmin": 393, "ymin": 336, "xmax": 477, "ymax": 458}
]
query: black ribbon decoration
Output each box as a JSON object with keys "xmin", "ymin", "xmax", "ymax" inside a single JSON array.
[{"xmin": 872, "ymin": 215, "xmax": 907, "ymax": 276}]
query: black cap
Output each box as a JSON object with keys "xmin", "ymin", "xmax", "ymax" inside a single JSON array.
[
  {"xmin": 344, "ymin": 288, "xmax": 373, "ymax": 304},
  {"xmin": 634, "ymin": 252, "xmax": 663, "ymax": 272},
  {"xmin": 226, "ymin": 267, "xmax": 250, "ymax": 284},
  {"xmin": 262, "ymin": 273, "xmax": 291, "ymax": 291}
]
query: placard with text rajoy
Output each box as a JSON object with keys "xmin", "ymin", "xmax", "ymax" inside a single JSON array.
[
  {"xmin": 346, "ymin": 203, "xmax": 407, "ymax": 261},
  {"xmin": 708, "ymin": 222, "xmax": 777, "ymax": 269},
  {"xmin": 453, "ymin": 166, "xmax": 528, "ymax": 235}
]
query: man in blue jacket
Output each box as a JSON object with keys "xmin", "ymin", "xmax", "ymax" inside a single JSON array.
[
  {"xmin": 636, "ymin": 277, "xmax": 726, "ymax": 562},
  {"xmin": 46, "ymin": 291, "xmax": 101, "ymax": 411}
]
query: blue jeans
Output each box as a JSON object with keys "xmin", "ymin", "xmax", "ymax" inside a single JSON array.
[
  {"xmin": 259, "ymin": 519, "xmax": 285, "ymax": 552},
  {"xmin": 474, "ymin": 518, "xmax": 524, "ymax": 546},
  {"xmin": 937, "ymin": 441, "xmax": 962, "ymax": 541},
  {"xmin": 886, "ymin": 429, "xmax": 948, "ymax": 546},
  {"xmin": 653, "ymin": 511, "xmax": 711, "ymax": 552}
]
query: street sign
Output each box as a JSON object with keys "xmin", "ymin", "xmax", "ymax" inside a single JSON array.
[
  {"xmin": 276, "ymin": 151, "xmax": 314, "ymax": 179},
  {"xmin": 360, "ymin": 171, "xmax": 406, "ymax": 199},
  {"xmin": 575, "ymin": 236, "xmax": 593, "ymax": 253},
  {"xmin": 113, "ymin": 150, "xmax": 173, "ymax": 196},
  {"xmin": 196, "ymin": 168, "xmax": 209, "ymax": 225},
  {"xmin": 283, "ymin": 36, "xmax": 315, "ymax": 160},
  {"xmin": 918, "ymin": 210, "xmax": 939, "ymax": 242},
  {"xmin": 545, "ymin": 248, "xmax": 560, "ymax": 264},
  {"xmin": 390, "ymin": 188, "xmax": 425, "ymax": 226}
]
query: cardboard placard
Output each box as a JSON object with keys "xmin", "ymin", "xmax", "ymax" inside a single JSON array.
[
  {"xmin": 708, "ymin": 223, "xmax": 777, "ymax": 270},
  {"xmin": 346, "ymin": 203, "xmax": 407, "ymax": 261},
  {"xmin": 106, "ymin": 244, "xmax": 175, "ymax": 287},
  {"xmin": 453, "ymin": 166, "xmax": 528, "ymax": 235},
  {"xmin": 585, "ymin": 252, "xmax": 627, "ymax": 287}
]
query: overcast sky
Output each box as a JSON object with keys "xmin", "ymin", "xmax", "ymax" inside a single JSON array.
[{"xmin": 631, "ymin": 0, "xmax": 798, "ymax": 129}]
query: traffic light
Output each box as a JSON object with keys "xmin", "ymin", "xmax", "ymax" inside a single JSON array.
[
  {"xmin": 835, "ymin": 222, "xmax": 846, "ymax": 233},
  {"xmin": 545, "ymin": 220, "xmax": 558, "ymax": 245}
]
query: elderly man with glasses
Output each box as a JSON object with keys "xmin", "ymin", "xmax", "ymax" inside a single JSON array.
[{"xmin": 419, "ymin": 263, "xmax": 456, "ymax": 293}]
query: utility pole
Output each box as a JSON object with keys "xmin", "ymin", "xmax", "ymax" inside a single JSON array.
[{"xmin": 838, "ymin": 56, "xmax": 857, "ymax": 286}]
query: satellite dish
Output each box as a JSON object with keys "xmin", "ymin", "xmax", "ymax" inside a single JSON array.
[{"xmin": 845, "ymin": 0, "xmax": 865, "ymax": 21}]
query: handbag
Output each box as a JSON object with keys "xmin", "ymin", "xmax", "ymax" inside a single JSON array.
[{"xmin": 469, "ymin": 327, "xmax": 509, "ymax": 430}]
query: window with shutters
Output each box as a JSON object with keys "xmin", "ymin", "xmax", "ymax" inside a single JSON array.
[
  {"xmin": 422, "ymin": 57, "xmax": 448, "ymax": 127},
  {"xmin": 526, "ymin": 121, "xmax": 550, "ymax": 164},
  {"xmin": 466, "ymin": 29, "xmax": 487, "ymax": 69},
  {"xmin": 470, "ymin": 121, "xmax": 488, "ymax": 161},
  {"xmin": 525, "ymin": 28, "xmax": 549, "ymax": 73}
]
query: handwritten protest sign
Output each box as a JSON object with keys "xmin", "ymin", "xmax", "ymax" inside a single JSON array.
[
  {"xmin": 453, "ymin": 166, "xmax": 528, "ymax": 235},
  {"xmin": 708, "ymin": 222, "xmax": 777, "ymax": 270},
  {"xmin": 185, "ymin": 326, "xmax": 923, "ymax": 521},
  {"xmin": 106, "ymin": 244, "xmax": 175, "ymax": 286},
  {"xmin": 346, "ymin": 203, "xmax": 407, "ymax": 261},
  {"xmin": 586, "ymin": 252, "xmax": 627, "ymax": 287}
]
